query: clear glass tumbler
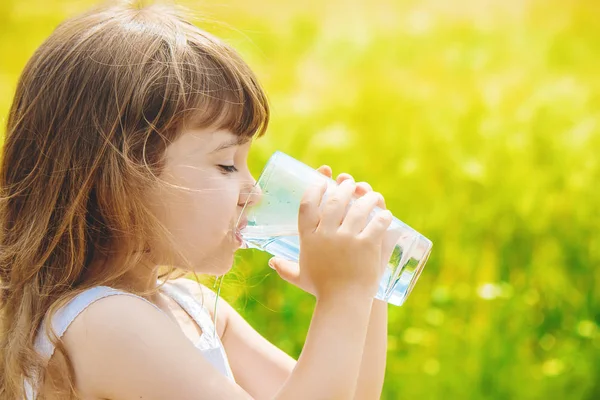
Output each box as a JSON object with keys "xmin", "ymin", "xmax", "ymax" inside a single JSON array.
[{"xmin": 238, "ymin": 151, "xmax": 432, "ymax": 306}]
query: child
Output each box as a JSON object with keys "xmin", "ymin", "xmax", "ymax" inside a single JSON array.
[{"xmin": 0, "ymin": 2, "xmax": 393, "ymax": 399}]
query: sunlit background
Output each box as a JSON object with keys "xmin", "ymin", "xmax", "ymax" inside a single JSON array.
[{"xmin": 1, "ymin": 0, "xmax": 599, "ymax": 398}]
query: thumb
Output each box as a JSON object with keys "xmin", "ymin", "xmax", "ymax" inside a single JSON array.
[{"xmin": 268, "ymin": 257, "xmax": 301, "ymax": 283}]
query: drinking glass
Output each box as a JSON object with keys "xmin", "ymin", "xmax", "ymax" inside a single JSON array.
[{"xmin": 238, "ymin": 151, "xmax": 432, "ymax": 306}]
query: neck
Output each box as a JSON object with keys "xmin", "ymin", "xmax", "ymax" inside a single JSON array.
[
  {"xmin": 121, "ymin": 261, "xmax": 161, "ymax": 299},
  {"xmin": 96, "ymin": 252, "xmax": 164, "ymax": 302}
]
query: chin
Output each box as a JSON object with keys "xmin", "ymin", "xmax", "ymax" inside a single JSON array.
[
  {"xmin": 181, "ymin": 234, "xmax": 240, "ymax": 275},
  {"xmin": 191, "ymin": 253, "xmax": 235, "ymax": 276}
]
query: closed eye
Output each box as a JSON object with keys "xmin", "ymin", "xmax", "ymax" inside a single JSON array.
[{"xmin": 218, "ymin": 165, "xmax": 238, "ymax": 174}]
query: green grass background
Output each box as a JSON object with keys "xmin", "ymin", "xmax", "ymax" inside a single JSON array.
[{"xmin": 1, "ymin": 0, "xmax": 599, "ymax": 398}]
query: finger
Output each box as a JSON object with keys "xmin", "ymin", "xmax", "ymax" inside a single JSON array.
[
  {"xmin": 318, "ymin": 178, "xmax": 356, "ymax": 231},
  {"xmin": 360, "ymin": 209, "xmax": 393, "ymax": 242},
  {"xmin": 355, "ymin": 181, "xmax": 372, "ymax": 197},
  {"xmin": 269, "ymin": 257, "xmax": 315, "ymax": 296},
  {"xmin": 355, "ymin": 182, "xmax": 386, "ymax": 209},
  {"xmin": 269, "ymin": 257, "xmax": 300, "ymax": 282},
  {"xmin": 375, "ymin": 191, "xmax": 386, "ymax": 210},
  {"xmin": 340, "ymin": 191, "xmax": 384, "ymax": 233},
  {"xmin": 317, "ymin": 165, "xmax": 332, "ymax": 178},
  {"xmin": 299, "ymin": 180, "xmax": 328, "ymax": 234},
  {"xmin": 336, "ymin": 173, "xmax": 354, "ymax": 185}
]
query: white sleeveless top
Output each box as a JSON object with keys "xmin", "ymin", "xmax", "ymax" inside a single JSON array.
[{"xmin": 24, "ymin": 281, "xmax": 234, "ymax": 399}]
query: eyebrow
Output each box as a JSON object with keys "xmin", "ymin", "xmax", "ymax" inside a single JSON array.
[{"xmin": 209, "ymin": 136, "xmax": 250, "ymax": 153}]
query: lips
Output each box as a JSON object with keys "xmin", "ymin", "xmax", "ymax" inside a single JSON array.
[
  {"xmin": 237, "ymin": 218, "xmax": 248, "ymax": 232},
  {"xmin": 234, "ymin": 218, "xmax": 247, "ymax": 247}
]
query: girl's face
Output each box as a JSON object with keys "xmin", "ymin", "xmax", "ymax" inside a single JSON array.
[{"xmin": 146, "ymin": 128, "xmax": 259, "ymax": 275}]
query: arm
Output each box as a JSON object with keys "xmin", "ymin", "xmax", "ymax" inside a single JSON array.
[
  {"xmin": 262, "ymin": 260, "xmax": 389, "ymax": 399},
  {"xmin": 62, "ymin": 295, "xmax": 254, "ymax": 400},
  {"xmin": 175, "ymin": 278, "xmax": 297, "ymax": 399},
  {"xmin": 221, "ymin": 293, "xmax": 374, "ymax": 400},
  {"xmin": 353, "ymin": 300, "xmax": 388, "ymax": 400},
  {"xmin": 276, "ymin": 292, "xmax": 374, "ymax": 399},
  {"xmin": 310, "ymin": 167, "xmax": 390, "ymax": 399},
  {"xmin": 212, "ymin": 292, "xmax": 297, "ymax": 399},
  {"xmin": 63, "ymin": 291, "xmax": 373, "ymax": 400},
  {"xmin": 183, "ymin": 279, "xmax": 376, "ymax": 400},
  {"xmin": 211, "ymin": 286, "xmax": 387, "ymax": 400}
]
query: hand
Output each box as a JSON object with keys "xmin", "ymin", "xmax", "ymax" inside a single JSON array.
[{"xmin": 268, "ymin": 165, "xmax": 389, "ymax": 297}]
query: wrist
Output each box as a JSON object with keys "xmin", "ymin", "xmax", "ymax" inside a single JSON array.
[{"xmin": 316, "ymin": 287, "xmax": 375, "ymax": 308}]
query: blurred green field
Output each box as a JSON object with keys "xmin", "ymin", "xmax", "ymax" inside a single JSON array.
[{"xmin": 1, "ymin": 0, "xmax": 599, "ymax": 398}]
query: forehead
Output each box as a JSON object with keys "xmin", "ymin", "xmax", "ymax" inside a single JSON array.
[
  {"xmin": 165, "ymin": 128, "xmax": 248, "ymax": 161},
  {"xmin": 207, "ymin": 132, "xmax": 251, "ymax": 153}
]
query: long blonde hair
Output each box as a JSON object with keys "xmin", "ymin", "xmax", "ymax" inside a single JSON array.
[{"xmin": 0, "ymin": 1, "xmax": 269, "ymax": 398}]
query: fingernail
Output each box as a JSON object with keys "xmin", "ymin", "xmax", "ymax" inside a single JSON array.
[{"xmin": 268, "ymin": 258, "xmax": 277, "ymax": 269}]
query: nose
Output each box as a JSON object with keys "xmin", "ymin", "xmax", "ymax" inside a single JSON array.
[{"xmin": 238, "ymin": 177, "xmax": 263, "ymax": 210}]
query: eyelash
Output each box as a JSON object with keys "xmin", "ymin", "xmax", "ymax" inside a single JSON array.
[{"xmin": 218, "ymin": 165, "xmax": 238, "ymax": 174}]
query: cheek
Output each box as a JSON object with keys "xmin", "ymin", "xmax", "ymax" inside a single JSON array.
[
  {"xmin": 194, "ymin": 176, "xmax": 239, "ymax": 228},
  {"xmin": 194, "ymin": 190, "xmax": 237, "ymax": 235},
  {"xmin": 151, "ymin": 177, "xmax": 239, "ymax": 253}
]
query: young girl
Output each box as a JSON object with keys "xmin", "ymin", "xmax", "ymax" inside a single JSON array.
[{"xmin": 0, "ymin": 2, "xmax": 393, "ymax": 399}]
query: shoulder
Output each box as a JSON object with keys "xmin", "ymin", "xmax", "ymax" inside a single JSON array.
[
  {"xmin": 61, "ymin": 294, "xmax": 179, "ymax": 384},
  {"xmin": 168, "ymin": 277, "xmax": 233, "ymax": 338},
  {"xmin": 169, "ymin": 277, "xmax": 217, "ymax": 303},
  {"xmin": 63, "ymin": 291, "xmax": 169, "ymax": 336},
  {"xmin": 61, "ymin": 292, "xmax": 250, "ymax": 399}
]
